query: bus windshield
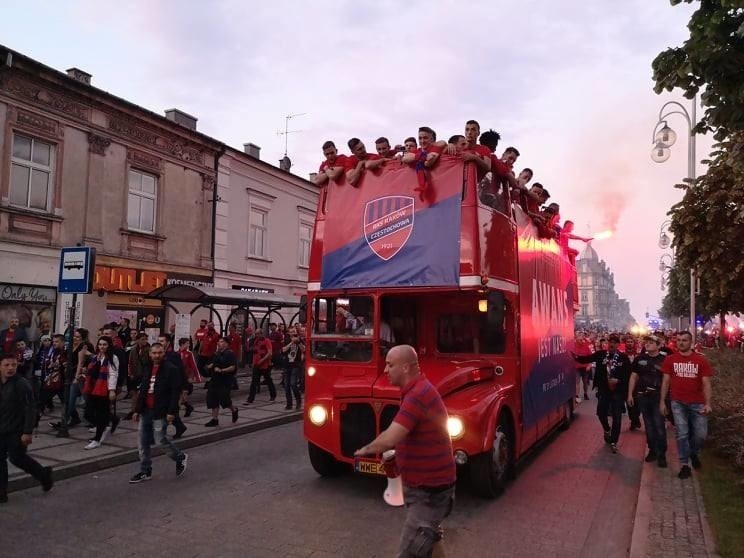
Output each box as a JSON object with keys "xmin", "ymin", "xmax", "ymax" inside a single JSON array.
[{"xmin": 311, "ymin": 295, "xmax": 374, "ymax": 362}]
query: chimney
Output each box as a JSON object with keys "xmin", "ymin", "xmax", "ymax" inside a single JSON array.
[
  {"xmin": 243, "ymin": 143, "xmax": 261, "ymax": 159},
  {"xmin": 309, "ymin": 172, "xmax": 318, "ymax": 182},
  {"xmin": 66, "ymin": 67, "xmax": 92, "ymax": 85},
  {"xmin": 164, "ymin": 108, "xmax": 197, "ymax": 131}
]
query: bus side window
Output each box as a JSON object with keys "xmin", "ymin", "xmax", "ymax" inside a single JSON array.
[{"xmin": 480, "ymin": 291, "xmax": 507, "ymax": 354}]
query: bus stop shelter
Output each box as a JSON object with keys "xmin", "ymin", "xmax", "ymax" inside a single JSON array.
[{"xmin": 146, "ymin": 283, "xmax": 302, "ymax": 335}]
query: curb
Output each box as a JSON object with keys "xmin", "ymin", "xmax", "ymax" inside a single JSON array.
[
  {"xmin": 691, "ymin": 468, "xmax": 720, "ymax": 558},
  {"xmin": 629, "ymin": 455, "xmax": 654, "ymax": 558},
  {"xmin": 8, "ymin": 411, "xmax": 302, "ymax": 493}
]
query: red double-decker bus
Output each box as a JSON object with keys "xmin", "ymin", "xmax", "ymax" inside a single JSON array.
[{"xmin": 301, "ymin": 155, "xmax": 577, "ymax": 497}]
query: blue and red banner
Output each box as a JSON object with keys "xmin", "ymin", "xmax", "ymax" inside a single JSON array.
[{"xmin": 320, "ymin": 157, "xmax": 463, "ymax": 289}]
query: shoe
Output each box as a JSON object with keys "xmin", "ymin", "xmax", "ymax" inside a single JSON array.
[
  {"xmin": 232, "ymin": 408, "xmax": 239, "ymax": 423},
  {"xmin": 99, "ymin": 427, "xmax": 110, "ymax": 445},
  {"xmin": 295, "ymin": 402, "xmax": 302, "ymax": 410},
  {"xmin": 630, "ymin": 421, "xmax": 641, "ymax": 431},
  {"xmin": 184, "ymin": 403, "xmax": 194, "ymax": 418},
  {"xmin": 88, "ymin": 427, "xmax": 96, "ymax": 433},
  {"xmin": 49, "ymin": 421, "xmax": 61, "ymax": 430},
  {"xmin": 678, "ymin": 465, "xmax": 692, "ymax": 479},
  {"xmin": 123, "ymin": 412, "xmax": 134, "ymax": 421},
  {"xmin": 84, "ymin": 440, "xmax": 101, "ymax": 450},
  {"xmin": 269, "ymin": 396, "xmax": 276, "ymax": 402},
  {"xmin": 603, "ymin": 430, "xmax": 611, "ymax": 444},
  {"xmin": 610, "ymin": 443, "xmax": 618, "ymax": 454},
  {"xmin": 205, "ymin": 419, "xmax": 219, "ymax": 427},
  {"xmin": 285, "ymin": 404, "xmax": 293, "ymax": 410},
  {"xmin": 243, "ymin": 399, "xmax": 253, "ymax": 405},
  {"xmin": 129, "ymin": 471, "xmax": 152, "ymax": 484},
  {"xmin": 575, "ymin": 396, "xmax": 581, "ymax": 404},
  {"xmin": 644, "ymin": 451, "xmax": 658, "ymax": 463},
  {"xmin": 658, "ymin": 455, "xmax": 668, "ymax": 468},
  {"xmin": 174, "ymin": 424, "xmax": 187, "ymax": 439},
  {"xmin": 69, "ymin": 416, "xmax": 81, "ymax": 427},
  {"xmin": 110, "ymin": 416, "xmax": 120, "ymax": 435},
  {"xmin": 0, "ymin": 492, "xmax": 7, "ymax": 504},
  {"xmin": 41, "ymin": 467, "xmax": 54, "ymax": 492},
  {"xmin": 690, "ymin": 454, "xmax": 702, "ymax": 470},
  {"xmin": 176, "ymin": 454, "xmax": 188, "ymax": 478}
]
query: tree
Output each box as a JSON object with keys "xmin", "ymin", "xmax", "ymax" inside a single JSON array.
[{"xmin": 652, "ymin": 1, "xmax": 744, "ymax": 142}]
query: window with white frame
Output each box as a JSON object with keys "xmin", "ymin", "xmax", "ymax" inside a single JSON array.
[
  {"xmin": 10, "ymin": 133, "xmax": 55, "ymax": 211},
  {"xmin": 249, "ymin": 207, "xmax": 268, "ymax": 258},
  {"xmin": 299, "ymin": 221, "xmax": 312, "ymax": 267},
  {"xmin": 127, "ymin": 169, "xmax": 157, "ymax": 232}
]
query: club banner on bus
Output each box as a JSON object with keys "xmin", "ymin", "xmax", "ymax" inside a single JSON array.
[{"xmin": 320, "ymin": 157, "xmax": 463, "ymax": 289}]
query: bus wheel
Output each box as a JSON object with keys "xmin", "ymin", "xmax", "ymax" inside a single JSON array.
[
  {"xmin": 559, "ymin": 399, "xmax": 574, "ymax": 431},
  {"xmin": 308, "ymin": 442, "xmax": 347, "ymax": 477},
  {"xmin": 469, "ymin": 417, "xmax": 514, "ymax": 498}
]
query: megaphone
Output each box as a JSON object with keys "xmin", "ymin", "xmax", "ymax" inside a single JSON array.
[{"xmin": 382, "ymin": 450, "xmax": 404, "ymax": 507}]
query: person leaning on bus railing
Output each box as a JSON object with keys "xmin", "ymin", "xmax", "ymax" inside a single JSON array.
[
  {"xmin": 345, "ymin": 138, "xmax": 381, "ymax": 187},
  {"xmin": 315, "ymin": 141, "xmax": 348, "ymax": 187},
  {"xmin": 400, "ymin": 127, "xmax": 445, "ymax": 167},
  {"xmin": 354, "ymin": 345, "xmax": 456, "ymax": 558},
  {"xmin": 444, "ymin": 120, "xmax": 492, "ymax": 178}
]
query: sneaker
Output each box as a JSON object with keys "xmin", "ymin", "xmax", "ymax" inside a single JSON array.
[
  {"xmin": 69, "ymin": 416, "xmax": 82, "ymax": 427},
  {"xmin": 242, "ymin": 399, "xmax": 253, "ymax": 406},
  {"xmin": 610, "ymin": 443, "xmax": 618, "ymax": 454},
  {"xmin": 269, "ymin": 396, "xmax": 276, "ymax": 402},
  {"xmin": 129, "ymin": 471, "xmax": 152, "ymax": 484},
  {"xmin": 174, "ymin": 424, "xmax": 187, "ymax": 439},
  {"xmin": 49, "ymin": 421, "xmax": 62, "ymax": 430},
  {"xmin": 88, "ymin": 427, "xmax": 96, "ymax": 433},
  {"xmin": 41, "ymin": 466, "xmax": 54, "ymax": 492},
  {"xmin": 204, "ymin": 419, "xmax": 219, "ymax": 427},
  {"xmin": 84, "ymin": 440, "xmax": 100, "ymax": 450},
  {"xmin": 285, "ymin": 404, "xmax": 293, "ymax": 410},
  {"xmin": 184, "ymin": 403, "xmax": 194, "ymax": 418},
  {"xmin": 232, "ymin": 408, "xmax": 239, "ymax": 423},
  {"xmin": 176, "ymin": 454, "xmax": 188, "ymax": 478},
  {"xmin": 603, "ymin": 430, "xmax": 611, "ymax": 444},
  {"xmin": 644, "ymin": 451, "xmax": 658, "ymax": 463},
  {"xmin": 690, "ymin": 454, "xmax": 702, "ymax": 470},
  {"xmin": 658, "ymin": 455, "xmax": 668, "ymax": 468},
  {"xmin": 123, "ymin": 412, "xmax": 134, "ymax": 421},
  {"xmin": 678, "ymin": 465, "xmax": 692, "ymax": 479},
  {"xmin": 110, "ymin": 416, "xmax": 120, "ymax": 435}
]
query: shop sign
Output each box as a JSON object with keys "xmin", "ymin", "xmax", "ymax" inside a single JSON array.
[
  {"xmin": 231, "ymin": 285, "xmax": 275, "ymax": 294},
  {"xmin": 94, "ymin": 266, "xmax": 167, "ymax": 293},
  {"xmin": 167, "ymin": 275, "xmax": 214, "ymax": 288},
  {"xmin": 0, "ymin": 284, "xmax": 57, "ymax": 304}
]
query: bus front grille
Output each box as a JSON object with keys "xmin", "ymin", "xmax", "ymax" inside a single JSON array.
[{"xmin": 340, "ymin": 403, "xmax": 376, "ymax": 458}]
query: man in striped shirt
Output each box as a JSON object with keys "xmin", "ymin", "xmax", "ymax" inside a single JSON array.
[{"xmin": 355, "ymin": 345, "xmax": 455, "ymax": 558}]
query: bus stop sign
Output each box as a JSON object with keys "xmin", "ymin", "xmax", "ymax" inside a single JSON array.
[{"xmin": 58, "ymin": 247, "xmax": 96, "ymax": 293}]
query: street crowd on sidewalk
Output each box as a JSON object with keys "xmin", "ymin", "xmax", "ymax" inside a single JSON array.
[
  {"xmin": 0, "ymin": 315, "xmax": 306, "ymax": 503},
  {"xmin": 571, "ymin": 328, "xmax": 714, "ymax": 481}
]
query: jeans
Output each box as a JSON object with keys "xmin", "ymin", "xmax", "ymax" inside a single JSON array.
[
  {"xmin": 283, "ymin": 363, "xmax": 302, "ymax": 406},
  {"xmin": 596, "ymin": 391, "xmax": 625, "ymax": 444},
  {"xmin": 0, "ymin": 433, "xmax": 47, "ymax": 493},
  {"xmin": 637, "ymin": 393, "xmax": 667, "ymax": 455},
  {"xmin": 397, "ymin": 485, "xmax": 455, "ymax": 558},
  {"xmin": 66, "ymin": 381, "xmax": 82, "ymax": 423},
  {"xmin": 138, "ymin": 409, "xmax": 185, "ymax": 473},
  {"xmin": 670, "ymin": 401, "xmax": 708, "ymax": 465}
]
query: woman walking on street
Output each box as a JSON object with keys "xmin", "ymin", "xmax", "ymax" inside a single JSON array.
[{"xmin": 81, "ymin": 336, "xmax": 119, "ymax": 450}]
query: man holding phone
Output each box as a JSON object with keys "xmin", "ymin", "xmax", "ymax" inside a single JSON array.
[{"xmin": 660, "ymin": 331, "xmax": 714, "ymax": 479}]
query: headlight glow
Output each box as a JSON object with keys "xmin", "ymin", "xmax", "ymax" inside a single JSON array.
[
  {"xmin": 447, "ymin": 416, "xmax": 464, "ymax": 439},
  {"xmin": 309, "ymin": 405, "xmax": 328, "ymax": 426},
  {"xmin": 307, "ymin": 366, "xmax": 317, "ymax": 377}
]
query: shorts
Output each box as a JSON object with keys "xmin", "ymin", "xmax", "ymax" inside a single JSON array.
[
  {"xmin": 398, "ymin": 485, "xmax": 455, "ymax": 557},
  {"xmin": 206, "ymin": 383, "xmax": 233, "ymax": 409}
]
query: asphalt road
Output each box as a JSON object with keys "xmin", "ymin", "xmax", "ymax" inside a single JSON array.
[{"xmin": 1, "ymin": 403, "xmax": 646, "ymax": 558}]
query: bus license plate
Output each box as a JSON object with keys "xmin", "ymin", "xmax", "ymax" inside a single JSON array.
[{"xmin": 355, "ymin": 459, "xmax": 385, "ymax": 476}]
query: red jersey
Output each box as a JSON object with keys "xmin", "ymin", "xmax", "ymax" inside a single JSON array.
[
  {"xmin": 194, "ymin": 327, "xmax": 207, "ymax": 348},
  {"xmin": 574, "ymin": 338, "xmax": 593, "ymax": 370},
  {"xmin": 393, "ymin": 375, "xmax": 456, "ymax": 488},
  {"xmin": 490, "ymin": 156, "xmax": 513, "ymax": 179},
  {"xmin": 179, "ymin": 348, "xmax": 201, "ymax": 383},
  {"xmin": 228, "ymin": 332, "xmax": 242, "ymax": 357},
  {"xmin": 344, "ymin": 153, "xmax": 380, "ymax": 170},
  {"xmin": 198, "ymin": 329, "xmax": 220, "ymax": 357},
  {"xmin": 3, "ymin": 330, "xmax": 15, "ymax": 353},
  {"xmin": 661, "ymin": 351, "xmax": 714, "ymax": 404},
  {"xmin": 252, "ymin": 338, "xmax": 274, "ymax": 370},
  {"xmin": 145, "ymin": 364, "xmax": 159, "ymax": 409},
  {"xmin": 414, "ymin": 144, "xmax": 443, "ymax": 157},
  {"xmin": 319, "ymin": 155, "xmax": 348, "ymax": 173}
]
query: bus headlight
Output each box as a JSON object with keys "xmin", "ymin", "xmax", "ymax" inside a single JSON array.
[
  {"xmin": 307, "ymin": 366, "xmax": 317, "ymax": 377},
  {"xmin": 447, "ymin": 416, "xmax": 464, "ymax": 439},
  {"xmin": 309, "ymin": 405, "xmax": 328, "ymax": 426}
]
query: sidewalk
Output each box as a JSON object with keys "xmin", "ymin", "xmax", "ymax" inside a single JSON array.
[
  {"xmin": 8, "ymin": 369, "xmax": 302, "ymax": 492},
  {"xmin": 630, "ymin": 425, "xmax": 720, "ymax": 558}
]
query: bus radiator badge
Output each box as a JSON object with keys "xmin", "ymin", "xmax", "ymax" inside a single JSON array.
[{"xmin": 363, "ymin": 196, "xmax": 415, "ymax": 261}]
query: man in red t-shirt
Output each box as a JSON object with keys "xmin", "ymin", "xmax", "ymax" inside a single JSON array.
[
  {"xmin": 660, "ymin": 331, "xmax": 714, "ymax": 479},
  {"xmin": 196, "ymin": 322, "xmax": 219, "ymax": 379},
  {"xmin": 355, "ymin": 345, "xmax": 455, "ymax": 557},
  {"xmin": 344, "ymin": 138, "xmax": 380, "ymax": 187},
  {"xmin": 244, "ymin": 328, "xmax": 276, "ymax": 404},
  {"xmin": 193, "ymin": 319, "xmax": 208, "ymax": 353},
  {"xmin": 460, "ymin": 120, "xmax": 492, "ymax": 178},
  {"xmin": 315, "ymin": 140, "xmax": 347, "ymax": 186}
]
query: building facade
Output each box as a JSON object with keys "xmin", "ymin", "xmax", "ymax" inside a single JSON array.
[
  {"xmin": 0, "ymin": 46, "xmax": 317, "ymax": 345},
  {"xmin": 576, "ymin": 244, "xmax": 635, "ymax": 331}
]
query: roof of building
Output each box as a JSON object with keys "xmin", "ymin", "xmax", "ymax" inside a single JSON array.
[{"xmin": 579, "ymin": 243, "xmax": 599, "ymax": 261}]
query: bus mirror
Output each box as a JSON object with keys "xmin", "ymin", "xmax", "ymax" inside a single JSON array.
[{"xmin": 299, "ymin": 295, "xmax": 307, "ymax": 325}]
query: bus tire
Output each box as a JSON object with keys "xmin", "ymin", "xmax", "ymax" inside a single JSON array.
[
  {"xmin": 308, "ymin": 442, "xmax": 347, "ymax": 477},
  {"xmin": 559, "ymin": 399, "xmax": 574, "ymax": 431},
  {"xmin": 469, "ymin": 416, "xmax": 514, "ymax": 499}
]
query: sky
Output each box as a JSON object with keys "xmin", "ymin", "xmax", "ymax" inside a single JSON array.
[{"xmin": 0, "ymin": 0, "xmax": 713, "ymax": 323}]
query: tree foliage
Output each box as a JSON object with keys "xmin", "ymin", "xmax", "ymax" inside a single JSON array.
[{"xmin": 652, "ymin": 1, "xmax": 744, "ymax": 142}]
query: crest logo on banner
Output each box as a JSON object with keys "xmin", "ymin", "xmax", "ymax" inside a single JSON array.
[{"xmin": 363, "ymin": 196, "xmax": 415, "ymax": 261}]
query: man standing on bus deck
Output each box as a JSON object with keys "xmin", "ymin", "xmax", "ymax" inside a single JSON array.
[
  {"xmin": 315, "ymin": 141, "xmax": 347, "ymax": 186},
  {"xmin": 355, "ymin": 345, "xmax": 455, "ymax": 558}
]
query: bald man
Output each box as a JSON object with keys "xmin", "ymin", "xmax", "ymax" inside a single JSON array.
[{"xmin": 355, "ymin": 345, "xmax": 455, "ymax": 558}]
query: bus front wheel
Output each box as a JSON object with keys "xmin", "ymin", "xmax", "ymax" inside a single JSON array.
[
  {"xmin": 308, "ymin": 442, "xmax": 348, "ymax": 477},
  {"xmin": 469, "ymin": 417, "xmax": 514, "ymax": 498}
]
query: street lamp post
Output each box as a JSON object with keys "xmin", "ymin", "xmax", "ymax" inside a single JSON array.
[{"xmin": 651, "ymin": 97, "xmax": 697, "ymax": 340}]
